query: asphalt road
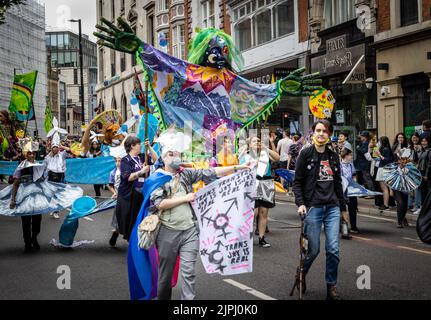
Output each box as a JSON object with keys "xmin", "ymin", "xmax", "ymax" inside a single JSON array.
[{"xmin": 1, "ymin": 184, "xmax": 430, "ymax": 300}]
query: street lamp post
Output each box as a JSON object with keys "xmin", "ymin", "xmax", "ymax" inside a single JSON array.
[{"xmin": 69, "ymin": 19, "xmax": 85, "ymax": 126}]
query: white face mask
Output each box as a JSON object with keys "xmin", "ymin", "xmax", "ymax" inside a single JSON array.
[{"xmin": 164, "ymin": 156, "xmax": 182, "ymax": 170}]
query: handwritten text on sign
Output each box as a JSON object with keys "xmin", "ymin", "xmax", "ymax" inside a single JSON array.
[{"xmin": 192, "ymin": 169, "xmax": 256, "ymax": 275}]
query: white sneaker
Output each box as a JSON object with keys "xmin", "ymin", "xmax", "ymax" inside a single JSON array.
[
  {"xmin": 413, "ymin": 208, "xmax": 421, "ymax": 215},
  {"xmin": 52, "ymin": 213, "xmax": 60, "ymax": 219}
]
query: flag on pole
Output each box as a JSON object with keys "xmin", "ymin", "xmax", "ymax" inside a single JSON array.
[
  {"xmin": 8, "ymin": 71, "xmax": 38, "ymax": 122},
  {"xmin": 133, "ymin": 70, "xmax": 150, "ymax": 115},
  {"xmin": 44, "ymin": 98, "xmax": 54, "ymax": 135}
]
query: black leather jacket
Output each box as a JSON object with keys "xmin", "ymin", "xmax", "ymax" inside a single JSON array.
[{"xmin": 293, "ymin": 145, "xmax": 346, "ymax": 208}]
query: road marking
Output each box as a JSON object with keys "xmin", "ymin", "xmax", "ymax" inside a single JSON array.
[
  {"xmin": 402, "ymin": 237, "xmax": 421, "ymax": 243},
  {"xmin": 223, "ymin": 279, "xmax": 277, "ymax": 300},
  {"xmin": 357, "ymin": 214, "xmax": 397, "ymax": 223},
  {"xmin": 83, "ymin": 217, "xmax": 94, "ymax": 222},
  {"xmin": 276, "ymin": 201, "xmax": 293, "ymax": 205},
  {"xmin": 397, "ymin": 246, "xmax": 431, "ymax": 256},
  {"xmin": 351, "ymin": 235, "xmax": 372, "ymax": 241},
  {"xmin": 268, "ymin": 217, "xmax": 300, "ymax": 227}
]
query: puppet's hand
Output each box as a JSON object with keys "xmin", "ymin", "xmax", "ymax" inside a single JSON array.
[
  {"xmin": 94, "ymin": 17, "xmax": 142, "ymax": 54},
  {"xmin": 280, "ymin": 67, "xmax": 323, "ymax": 96}
]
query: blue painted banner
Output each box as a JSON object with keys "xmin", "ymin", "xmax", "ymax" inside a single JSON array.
[{"xmin": 0, "ymin": 157, "xmax": 116, "ymax": 185}]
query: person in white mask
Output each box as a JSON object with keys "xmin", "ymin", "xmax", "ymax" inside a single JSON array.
[{"xmin": 149, "ymin": 134, "xmax": 253, "ymax": 300}]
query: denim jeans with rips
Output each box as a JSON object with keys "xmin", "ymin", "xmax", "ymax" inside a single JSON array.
[{"xmin": 303, "ymin": 205, "xmax": 341, "ymax": 285}]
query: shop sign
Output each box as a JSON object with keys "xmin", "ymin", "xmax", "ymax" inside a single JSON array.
[
  {"xmin": 335, "ymin": 110, "xmax": 345, "ymax": 124},
  {"xmin": 243, "ymin": 60, "xmax": 298, "ymax": 84},
  {"xmin": 311, "ymin": 35, "xmax": 365, "ymax": 77}
]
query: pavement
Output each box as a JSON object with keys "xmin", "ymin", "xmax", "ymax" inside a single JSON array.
[{"xmin": 0, "ymin": 183, "xmax": 430, "ymax": 300}]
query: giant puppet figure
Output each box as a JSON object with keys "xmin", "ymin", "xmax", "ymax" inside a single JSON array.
[
  {"xmin": 94, "ymin": 17, "xmax": 323, "ymax": 301},
  {"xmin": 94, "ymin": 18, "xmax": 323, "ymax": 149}
]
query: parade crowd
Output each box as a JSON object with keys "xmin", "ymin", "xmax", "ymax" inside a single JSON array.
[{"xmin": 1, "ymin": 117, "xmax": 431, "ymax": 300}]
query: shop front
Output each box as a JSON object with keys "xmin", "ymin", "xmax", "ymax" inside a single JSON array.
[{"xmin": 310, "ymin": 21, "xmax": 377, "ymax": 151}]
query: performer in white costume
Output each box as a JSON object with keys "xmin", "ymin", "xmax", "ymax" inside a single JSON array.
[{"xmin": 0, "ymin": 139, "xmax": 83, "ymax": 253}]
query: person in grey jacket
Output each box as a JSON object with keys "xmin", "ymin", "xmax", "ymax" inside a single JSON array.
[{"xmin": 150, "ymin": 148, "xmax": 253, "ymax": 300}]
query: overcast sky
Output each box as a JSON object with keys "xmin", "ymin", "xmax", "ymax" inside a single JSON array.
[{"xmin": 42, "ymin": 0, "xmax": 97, "ymax": 41}]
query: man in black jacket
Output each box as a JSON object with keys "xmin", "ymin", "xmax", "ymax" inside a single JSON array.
[{"xmin": 293, "ymin": 120, "xmax": 346, "ymax": 300}]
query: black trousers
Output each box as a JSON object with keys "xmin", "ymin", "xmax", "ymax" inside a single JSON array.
[
  {"xmin": 347, "ymin": 197, "xmax": 358, "ymax": 229},
  {"xmin": 419, "ymin": 180, "xmax": 430, "ymax": 206},
  {"xmin": 21, "ymin": 215, "xmax": 42, "ymax": 245},
  {"xmin": 358, "ymin": 170, "xmax": 374, "ymax": 191},
  {"xmin": 94, "ymin": 184, "xmax": 103, "ymax": 197},
  {"xmin": 394, "ymin": 191, "xmax": 408, "ymax": 224}
]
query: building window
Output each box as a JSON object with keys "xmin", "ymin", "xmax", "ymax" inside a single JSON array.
[
  {"xmin": 255, "ymin": 10, "xmax": 272, "ymax": 45},
  {"xmin": 112, "ymin": 97, "xmax": 117, "ymax": 110},
  {"xmin": 120, "ymin": 52, "xmax": 126, "ymax": 72},
  {"xmin": 51, "ymin": 34, "xmax": 57, "ymax": 47},
  {"xmin": 236, "ymin": 19, "xmax": 252, "ymax": 51},
  {"xmin": 74, "ymin": 68, "xmax": 78, "ymax": 85},
  {"xmin": 111, "ymin": 50, "xmax": 116, "ymax": 77},
  {"xmin": 131, "ymin": 26, "xmax": 137, "ymax": 66},
  {"xmin": 99, "ymin": 49, "xmax": 104, "ymax": 81},
  {"xmin": 99, "ymin": 0, "xmax": 103, "ymax": 18},
  {"xmin": 147, "ymin": 14, "xmax": 155, "ymax": 46},
  {"xmin": 111, "ymin": 0, "xmax": 116, "ymax": 20},
  {"xmin": 158, "ymin": 0, "xmax": 168, "ymax": 11},
  {"xmin": 122, "ymin": 95, "xmax": 128, "ymax": 122},
  {"xmin": 202, "ymin": 0, "xmax": 215, "ymax": 28},
  {"xmin": 233, "ymin": 0, "xmax": 294, "ymax": 51},
  {"xmin": 402, "ymin": 73, "xmax": 430, "ymax": 127},
  {"xmin": 274, "ymin": 0, "xmax": 294, "ymax": 37},
  {"xmin": 121, "ymin": 0, "xmax": 125, "ymax": 13},
  {"xmin": 172, "ymin": 24, "xmax": 185, "ymax": 59},
  {"xmin": 323, "ymin": 0, "xmax": 356, "ymax": 28},
  {"xmin": 400, "ymin": 0, "xmax": 418, "ymax": 27},
  {"xmin": 64, "ymin": 33, "xmax": 69, "ymax": 49}
]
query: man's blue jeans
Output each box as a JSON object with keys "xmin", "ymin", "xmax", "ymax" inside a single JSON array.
[{"xmin": 303, "ymin": 205, "xmax": 341, "ymax": 285}]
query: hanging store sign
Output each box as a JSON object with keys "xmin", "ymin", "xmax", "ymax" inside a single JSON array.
[
  {"xmin": 242, "ymin": 60, "xmax": 298, "ymax": 84},
  {"xmin": 308, "ymin": 89, "xmax": 336, "ymax": 119},
  {"xmin": 311, "ymin": 35, "xmax": 366, "ymax": 77}
]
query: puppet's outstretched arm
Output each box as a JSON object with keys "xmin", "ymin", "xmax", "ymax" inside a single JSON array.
[
  {"xmin": 279, "ymin": 67, "xmax": 323, "ymax": 96},
  {"xmin": 94, "ymin": 17, "xmax": 142, "ymax": 54}
]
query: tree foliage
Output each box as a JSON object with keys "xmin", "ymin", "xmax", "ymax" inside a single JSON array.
[{"xmin": 0, "ymin": 0, "xmax": 26, "ymax": 25}]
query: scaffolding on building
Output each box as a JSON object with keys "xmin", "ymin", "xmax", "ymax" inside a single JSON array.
[{"xmin": 0, "ymin": 0, "xmax": 47, "ymax": 137}]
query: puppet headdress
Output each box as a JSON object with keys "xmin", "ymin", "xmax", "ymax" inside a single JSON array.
[
  {"xmin": 188, "ymin": 28, "xmax": 244, "ymax": 71},
  {"xmin": 156, "ymin": 131, "xmax": 192, "ymax": 156}
]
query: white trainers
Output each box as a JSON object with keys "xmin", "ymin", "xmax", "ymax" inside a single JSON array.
[{"xmin": 413, "ymin": 208, "xmax": 421, "ymax": 215}]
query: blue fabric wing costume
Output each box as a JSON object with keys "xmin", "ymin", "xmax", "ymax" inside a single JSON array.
[{"xmin": 128, "ymin": 171, "xmax": 172, "ymax": 300}]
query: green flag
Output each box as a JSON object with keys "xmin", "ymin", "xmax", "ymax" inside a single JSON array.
[
  {"xmin": 44, "ymin": 99, "xmax": 54, "ymax": 134},
  {"xmin": 8, "ymin": 71, "xmax": 38, "ymax": 122},
  {"xmin": 0, "ymin": 128, "xmax": 9, "ymax": 157}
]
